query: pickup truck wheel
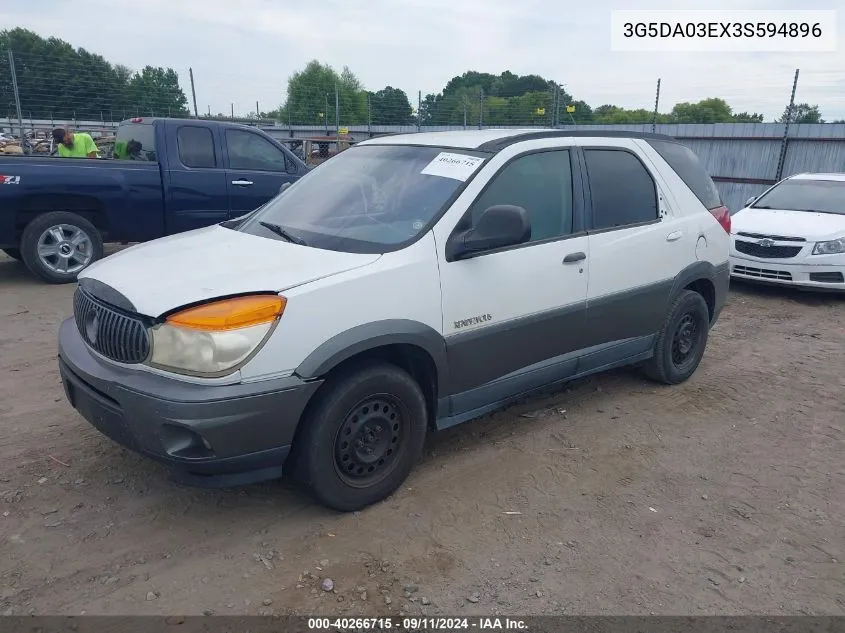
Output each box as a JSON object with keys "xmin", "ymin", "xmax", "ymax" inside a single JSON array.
[
  {"xmin": 20, "ymin": 212, "xmax": 103, "ymax": 284},
  {"xmin": 1, "ymin": 248, "xmax": 22, "ymax": 261},
  {"xmin": 290, "ymin": 361, "xmax": 428, "ymax": 512}
]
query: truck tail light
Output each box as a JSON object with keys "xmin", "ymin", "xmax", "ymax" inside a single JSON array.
[
  {"xmin": 130, "ymin": 117, "xmax": 143, "ymax": 123},
  {"xmin": 709, "ymin": 205, "xmax": 731, "ymax": 234}
]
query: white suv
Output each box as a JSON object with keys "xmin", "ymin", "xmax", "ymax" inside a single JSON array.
[
  {"xmin": 730, "ymin": 173, "xmax": 845, "ymax": 291},
  {"xmin": 57, "ymin": 129, "xmax": 730, "ymax": 511}
]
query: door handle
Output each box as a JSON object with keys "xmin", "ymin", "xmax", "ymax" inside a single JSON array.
[
  {"xmin": 666, "ymin": 230, "xmax": 683, "ymax": 242},
  {"xmin": 563, "ymin": 252, "xmax": 586, "ymax": 264},
  {"xmin": 232, "ymin": 179, "xmax": 254, "ymax": 186}
]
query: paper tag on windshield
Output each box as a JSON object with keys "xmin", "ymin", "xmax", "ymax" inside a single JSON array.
[{"xmin": 420, "ymin": 152, "xmax": 484, "ymax": 181}]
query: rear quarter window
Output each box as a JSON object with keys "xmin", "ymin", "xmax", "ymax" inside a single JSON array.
[
  {"xmin": 646, "ymin": 139, "xmax": 722, "ymax": 210},
  {"xmin": 114, "ymin": 123, "xmax": 157, "ymax": 161}
]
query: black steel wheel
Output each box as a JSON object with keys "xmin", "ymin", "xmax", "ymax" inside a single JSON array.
[
  {"xmin": 290, "ymin": 361, "xmax": 428, "ymax": 512},
  {"xmin": 643, "ymin": 289, "xmax": 710, "ymax": 385},
  {"xmin": 333, "ymin": 395, "xmax": 408, "ymax": 488}
]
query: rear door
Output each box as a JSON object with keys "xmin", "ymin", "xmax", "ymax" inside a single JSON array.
[
  {"xmin": 223, "ymin": 128, "xmax": 301, "ymax": 219},
  {"xmin": 165, "ymin": 122, "xmax": 230, "ymax": 234},
  {"xmin": 578, "ymin": 139, "xmax": 693, "ymax": 350}
]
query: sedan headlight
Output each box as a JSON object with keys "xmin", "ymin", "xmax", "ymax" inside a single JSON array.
[
  {"xmin": 149, "ymin": 294, "xmax": 286, "ymax": 376},
  {"xmin": 812, "ymin": 238, "xmax": 845, "ymax": 255}
]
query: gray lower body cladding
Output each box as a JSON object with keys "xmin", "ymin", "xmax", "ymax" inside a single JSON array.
[{"xmin": 57, "ymin": 318, "xmax": 322, "ymax": 487}]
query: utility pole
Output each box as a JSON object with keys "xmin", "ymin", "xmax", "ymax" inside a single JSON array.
[
  {"xmin": 188, "ymin": 67, "xmax": 199, "ymax": 118},
  {"xmin": 478, "ymin": 88, "xmax": 484, "ymax": 129},
  {"xmin": 335, "ymin": 84, "xmax": 339, "ymax": 134},
  {"xmin": 776, "ymin": 69, "xmax": 800, "ymax": 181},
  {"xmin": 8, "ymin": 51, "xmax": 24, "ymax": 146},
  {"xmin": 417, "ymin": 91, "xmax": 422, "ymax": 132},
  {"xmin": 324, "ymin": 94, "xmax": 329, "ymax": 134},
  {"xmin": 652, "ymin": 78, "xmax": 661, "ymax": 133}
]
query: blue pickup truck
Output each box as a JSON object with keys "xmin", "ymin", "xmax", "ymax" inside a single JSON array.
[{"xmin": 0, "ymin": 117, "xmax": 309, "ymax": 283}]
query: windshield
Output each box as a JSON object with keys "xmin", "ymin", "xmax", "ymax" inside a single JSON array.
[
  {"xmin": 752, "ymin": 179, "xmax": 845, "ymax": 215},
  {"xmin": 234, "ymin": 144, "xmax": 490, "ymax": 253}
]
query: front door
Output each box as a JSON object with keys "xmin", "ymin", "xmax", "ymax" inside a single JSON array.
[
  {"xmin": 433, "ymin": 146, "xmax": 590, "ymax": 412},
  {"xmin": 224, "ymin": 128, "xmax": 300, "ymax": 219}
]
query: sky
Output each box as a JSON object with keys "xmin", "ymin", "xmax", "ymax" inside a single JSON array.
[{"xmin": 3, "ymin": 0, "xmax": 844, "ymax": 121}]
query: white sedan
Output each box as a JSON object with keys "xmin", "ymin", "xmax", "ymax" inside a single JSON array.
[{"xmin": 729, "ymin": 173, "xmax": 845, "ymax": 291}]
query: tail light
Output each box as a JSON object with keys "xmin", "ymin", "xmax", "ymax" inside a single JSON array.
[
  {"xmin": 709, "ymin": 205, "xmax": 731, "ymax": 234},
  {"xmin": 130, "ymin": 117, "xmax": 143, "ymax": 123}
]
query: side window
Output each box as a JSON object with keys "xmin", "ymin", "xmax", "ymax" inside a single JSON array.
[
  {"xmin": 226, "ymin": 130, "xmax": 289, "ymax": 171},
  {"xmin": 468, "ymin": 150, "xmax": 574, "ymax": 243},
  {"xmin": 584, "ymin": 149, "xmax": 658, "ymax": 230},
  {"xmin": 177, "ymin": 126, "xmax": 216, "ymax": 168},
  {"xmin": 645, "ymin": 139, "xmax": 722, "ymax": 210}
]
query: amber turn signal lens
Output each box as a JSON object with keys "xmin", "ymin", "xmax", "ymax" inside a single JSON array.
[{"xmin": 166, "ymin": 295, "xmax": 286, "ymax": 331}]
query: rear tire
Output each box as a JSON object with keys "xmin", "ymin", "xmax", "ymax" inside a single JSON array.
[
  {"xmin": 290, "ymin": 361, "xmax": 428, "ymax": 512},
  {"xmin": 642, "ymin": 290, "xmax": 710, "ymax": 385},
  {"xmin": 20, "ymin": 212, "xmax": 103, "ymax": 284},
  {"xmin": 1, "ymin": 248, "xmax": 22, "ymax": 261}
]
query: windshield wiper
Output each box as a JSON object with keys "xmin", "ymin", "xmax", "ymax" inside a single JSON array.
[{"xmin": 259, "ymin": 221, "xmax": 307, "ymax": 246}]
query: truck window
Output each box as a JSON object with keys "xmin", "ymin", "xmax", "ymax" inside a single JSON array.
[
  {"xmin": 177, "ymin": 126, "xmax": 217, "ymax": 169},
  {"xmin": 114, "ymin": 123, "xmax": 157, "ymax": 161},
  {"xmin": 226, "ymin": 129, "xmax": 289, "ymax": 172}
]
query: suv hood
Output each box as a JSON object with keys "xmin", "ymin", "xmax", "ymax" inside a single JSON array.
[
  {"xmin": 732, "ymin": 207, "xmax": 845, "ymax": 241},
  {"xmin": 79, "ymin": 225, "xmax": 381, "ymax": 317}
]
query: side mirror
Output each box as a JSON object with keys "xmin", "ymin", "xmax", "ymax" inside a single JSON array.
[
  {"xmin": 447, "ymin": 205, "xmax": 531, "ymax": 260},
  {"xmin": 279, "ymin": 181, "xmax": 292, "ymax": 195},
  {"xmin": 745, "ymin": 196, "xmax": 757, "ymax": 207}
]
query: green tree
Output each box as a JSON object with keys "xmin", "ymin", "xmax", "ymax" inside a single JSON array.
[
  {"xmin": 125, "ymin": 66, "xmax": 189, "ymax": 117},
  {"xmin": 368, "ymin": 86, "xmax": 413, "ymax": 125},
  {"xmin": 281, "ymin": 60, "xmax": 367, "ymax": 126},
  {"xmin": 778, "ymin": 103, "xmax": 824, "ymax": 124},
  {"xmin": 0, "ymin": 28, "xmax": 189, "ymax": 120}
]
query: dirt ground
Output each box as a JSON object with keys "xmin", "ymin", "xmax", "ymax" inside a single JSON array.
[{"xmin": 1, "ymin": 249, "xmax": 844, "ymax": 617}]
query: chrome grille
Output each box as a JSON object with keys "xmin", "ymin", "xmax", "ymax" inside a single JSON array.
[{"xmin": 73, "ymin": 287, "xmax": 150, "ymax": 364}]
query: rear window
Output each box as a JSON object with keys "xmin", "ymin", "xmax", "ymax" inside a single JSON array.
[
  {"xmin": 646, "ymin": 139, "xmax": 722, "ymax": 210},
  {"xmin": 114, "ymin": 123, "xmax": 157, "ymax": 162}
]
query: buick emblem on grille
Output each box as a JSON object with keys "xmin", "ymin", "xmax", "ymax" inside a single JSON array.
[
  {"xmin": 84, "ymin": 307, "xmax": 100, "ymax": 345},
  {"xmin": 757, "ymin": 238, "xmax": 775, "ymax": 247}
]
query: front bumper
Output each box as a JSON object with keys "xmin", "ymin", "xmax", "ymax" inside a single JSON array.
[
  {"xmin": 57, "ymin": 317, "xmax": 323, "ymax": 487},
  {"xmin": 729, "ymin": 255, "xmax": 845, "ymax": 292}
]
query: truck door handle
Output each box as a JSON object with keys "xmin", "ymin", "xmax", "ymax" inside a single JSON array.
[
  {"xmin": 232, "ymin": 179, "xmax": 253, "ymax": 186},
  {"xmin": 563, "ymin": 252, "xmax": 586, "ymax": 263},
  {"xmin": 666, "ymin": 230, "xmax": 683, "ymax": 242}
]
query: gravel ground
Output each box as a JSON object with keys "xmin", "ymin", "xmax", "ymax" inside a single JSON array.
[{"xmin": 1, "ymin": 250, "xmax": 844, "ymax": 616}]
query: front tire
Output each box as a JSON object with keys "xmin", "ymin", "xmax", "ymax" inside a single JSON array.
[
  {"xmin": 642, "ymin": 290, "xmax": 710, "ymax": 385},
  {"xmin": 291, "ymin": 362, "xmax": 428, "ymax": 512},
  {"xmin": 20, "ymin": 212, "xmax": 104, "ymax": 284}
]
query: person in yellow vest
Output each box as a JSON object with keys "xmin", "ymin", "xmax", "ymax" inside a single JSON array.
[{"xmin": 51, "ymin": 128, "xmax": 100, "ymax": 158}]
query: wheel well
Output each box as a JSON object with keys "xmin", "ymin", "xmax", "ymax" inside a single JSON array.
[
  {"xmin": 16, "ymin": 195, "xmax": 108, "ymax": 241},
  {"xmin": 684, "ymin": 278, "xmax": 715, "ymax": 321},
  {"xmin": 308, "ymin": 344, "xmax": 439, "ymax": 430}
]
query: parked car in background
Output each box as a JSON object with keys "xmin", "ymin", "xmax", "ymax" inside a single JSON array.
[
  {"xmin": 0, "ymin": 117, "xmax": 309, "ymax": 283},
  {"xmin": 730, "ymin": 173, "xmax": 845, "ymax": 291},
  {"xmin": 57, "ymin": 128, "xmax": 729, "ymax": 511}
]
